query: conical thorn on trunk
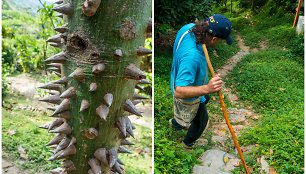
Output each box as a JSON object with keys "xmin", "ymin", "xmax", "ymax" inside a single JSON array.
[
  {"xmin": 49, "ymin": 42, "xmax": 62, "ymax": 48},
  {"xmin": 124, "ymin": 64, "xmax": 146, "ymax": 80},
  {"xmin": 57, "ymin": 144, "xmax": 76, "ymax": 159},
  {"xmin": 39, "ymin": 123, "xmax": 50, "ymax": 130},
  {"xmin": 135, "ymin": 84, "xmax": 145, "ymax": 91},
  {"xmin": 132, "ymin": 100, "xmax": 142, "ymax": 106},
  {"xmin": 46, "ymin": 34, "xmax": 62, "ymax": 43},
  {"xmin": 117, "ymin": 158, "xmax": 124, "ymax": 165},
  {"xmin": 54, "ymin": 0, "xmax": 63, "ymax": 4},
  {"xmin": 120, "ymin": 139, "xmax": 134, "ymax": 146},
  {"xmin": 62, "ymin": 159, "xmax": 74, "ymax": 168},
  {"xmin": 48, "ymin": 118, "xmax": 65, "ymax": 131},
  {"xmin": 123, "ymin": 99, "xmax": 142, "ymax": 116},
  {"xmin": 118, "ymin": 146, "xmax": 132, "ymax": 154},
  {"xmin": 54, "ymin": 136, "xmax": 70, "ymax": 153},
  {"xmin": 45, "ymin": 52, "xmax": 67, "ymax": 63},
  {"xmin": 53, "ymin": 76, "xmax": 68, "ymax": 85},
  {"xmin": 138, "ymin": 79, "xmax": 151, "ymax": 84},
  {"xmin": 69, "ymin": 67, "xmax": 85, "ymax": 82},
  {"xmin": 39, "ymin": 95, "xmax": 62, "ymax": 105},
  {"xmin": 68, "ymin": 137, "xmax": 76, "ymax": 147},
  {"xmin": 89, "ymin": 83, "xmax": 97, "ymax": 92},
  {"xmin": 94, "ymin": 148, "xmax": 108, "ymax": 165},
  {"xmin": 82, "ymin": 0, "xmax": 101, "ymax": 17},
  {"xmin": 108, "ymin": 147, "xmax": 118, "ymax": 168},
  {"xmin": 53, "ymin": 3, "xmax": 73, "ymax": 16},
  {"xmin": 47, "ymin": 134, "xmax": 65, "ymax": 146},
  {"xmin": 113, "ymin": 161, "xmax": 124, "ymax": 174},
  {"xmin": 60, "ymin": 87, "xmax": 76, "ymax": 98},
  {"xmin": 52, "ymin": 99, "xmax": 71, "ymax": 116},
  {"xmin": 133, "ymin": 93, "xmax": 149, "ymax": 100},
  {"xmin": 50, "ymin": 167, "xmax": 64, "ymax": 174},
  {"xmin": 125, "ymin": 117, "xmax": 135, "ymax": 138},
  {"xmin": 47, "ymin": 63, "xmax": 61, "ymax": 69},
  {"xmin": 84, "ymin": 128, "xmax": 98, "ymax": 139},
  {"xmin": 136, "ymin": 46, "xmax": 152, "ymax": 56},
  {"xmin": 38, "ymin": 83, "xmax": 61, "ymax": 91},
  {"xmin": 116, "ymin": 117, "xmax": 127, "ymax": 137},
  {"xmin": 92, "ymin": 63, "xmax": 105, "ymax": 75},
  {"xmin": 114, "ymin": 49, "xmax": 123, "ymax": 57},
  {"xmin": 49, "ymin": 121, "xmax": 72, "ymax": 134},
  {"xmin": 103, "ymin": 93, "xmax": 113, "ymax": 107},
  {"xmin": 96, "ymin": 105, "xmax": 109, "ymax": 121},
  {"xmin": 88, "ymin": 158, "xmax": 102, "ymax": 174},
  {"xmin": 80, "ymin": 99, "xmax": 90, "ymax": 112},
  {"xmin": 54, "ymin": 25, "xmax": 69, "ymax": 33},
  {"xmin": 65, "ymin": 163, "xmax": 76, "ymax": 172},
  {"xmin": 51, "ymin": 110, "xmax": 72, "ymax": 120},
  {"xmin": 47, "ymin": 67, "xmax": 61, "ymax": 73}
]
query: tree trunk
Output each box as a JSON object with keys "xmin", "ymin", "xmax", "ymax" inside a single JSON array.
[{"xmin": 39, "ymin": 0, "xmax": 152, "ymax": 173}]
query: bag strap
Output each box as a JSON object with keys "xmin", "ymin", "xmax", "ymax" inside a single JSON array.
[
  {"xmin": 172, "ymin": 30, "xmax": 191, "ymax": 92},
  {"xmin": 175, "ymin": 30, "xmax": 190, "ymax": 52}
]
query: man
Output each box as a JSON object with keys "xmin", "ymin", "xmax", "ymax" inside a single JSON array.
[{"xmin": 170, "ymin": 14, "xmax": 233, "ymax": 148}]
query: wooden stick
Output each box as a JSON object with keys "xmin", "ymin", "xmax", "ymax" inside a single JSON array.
[
  {"xmin": 293, "ymin": 0, "xmax": 303, "ymax": 28},
  {"xmin": 202, "ymin": 44, "xmax": 250, "ymax": 174}
]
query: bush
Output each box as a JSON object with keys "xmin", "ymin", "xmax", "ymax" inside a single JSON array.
[{"xmin": 155, "ymin": 0, "xmax": 213, "ymax": 35}]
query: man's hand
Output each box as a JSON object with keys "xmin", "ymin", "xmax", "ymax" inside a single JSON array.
[
  {"xmin": 174, "ymin": 74, "xmax": 223, "ymax": 99},
  {"xmin": 205, "ymin": 74, "xmax": 223, "ymax": 94}
]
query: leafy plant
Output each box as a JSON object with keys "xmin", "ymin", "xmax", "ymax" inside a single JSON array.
[{"xmin": 155, "ymin": 0, "xmax": 213, "ymax": 36}]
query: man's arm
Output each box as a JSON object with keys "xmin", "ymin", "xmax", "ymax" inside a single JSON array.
[{"xmin": 175, "ymin": 74, "xmax": 223, "ymax": 99}]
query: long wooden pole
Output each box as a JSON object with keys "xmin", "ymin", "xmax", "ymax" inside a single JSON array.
[
  {"xmin": 293, "ymin": 0, "xmax": 303, "ymax": 28},
  {"xmin": 202, "ymin": 44, "xmax": 250, "ymax": 174}
]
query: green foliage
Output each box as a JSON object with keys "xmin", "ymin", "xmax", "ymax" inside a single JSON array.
[
  {"xmin": 238, "ymin": 0, "xmax": 300, "ymax": 14},
  {"xmin": 2, "ymin": 1, "xmax": 61, "ymax": 74},
  {"xmin": 228, "ymin": 50, "xmax": 304, "ymax": 173},
  {"xmin": 230, "ymin": 9, "xmax": 304, "ymax": 64},
  {"xmin": 155, "ymin": 0, "xmax": 213, "ymax": 35}
]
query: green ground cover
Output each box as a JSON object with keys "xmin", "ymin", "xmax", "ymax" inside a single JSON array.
[
  {"xmin": 227, "ymin": 8, "xmax": 304, "ymax": 174},
  {"xmin": 229, "ymin": 50, "xmax": 304, "ymax": 174}
]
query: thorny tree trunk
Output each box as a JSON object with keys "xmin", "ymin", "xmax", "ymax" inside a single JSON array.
[{"xmin": 38, "ymin": 0, "xmax": 152, "ymax": 173}]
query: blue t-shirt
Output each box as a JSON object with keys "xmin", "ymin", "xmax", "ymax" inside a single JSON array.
[{"xmin": 170, "ymin": 23, "xmax": 208, "ymax": 103}]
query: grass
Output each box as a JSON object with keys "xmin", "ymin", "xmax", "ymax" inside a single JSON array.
[
  {"xmin": 2, "ymin": 93, "xmax": 59, "ymax": 173},
  {"xmin": 228, "ymin": 50, "xmax": 304, "ymax": 173},
  {"xmin": 2, "ymin": 92, "xmax": 152, "ymax": 174}
]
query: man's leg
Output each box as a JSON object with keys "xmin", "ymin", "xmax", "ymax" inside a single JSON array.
[
  {"xmin": 183, "ymin": 102, "xmax": 209, "ymax": 147},
  {"xmin": 170, "ymin": 118, "xmax": 185, "ymax": 130}
]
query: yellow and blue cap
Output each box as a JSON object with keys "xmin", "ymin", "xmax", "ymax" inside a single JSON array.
[{"xmin": 206, "ymin": 14, "xmax": 233, "ymax": 45}]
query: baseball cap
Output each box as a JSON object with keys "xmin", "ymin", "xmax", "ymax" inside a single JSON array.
[{"xmin": 206, "ymin": 14, "xmax": 233, "ymax": 45}]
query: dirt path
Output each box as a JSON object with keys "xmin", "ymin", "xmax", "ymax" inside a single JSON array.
[{"xmin": 193, "ymin": 34, "xmax": 271, "ymax": 173}]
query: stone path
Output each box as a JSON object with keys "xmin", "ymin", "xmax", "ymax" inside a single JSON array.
[{"xmin": 192, "ymin": 34, "xmax": 269, "ymax": 173}]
